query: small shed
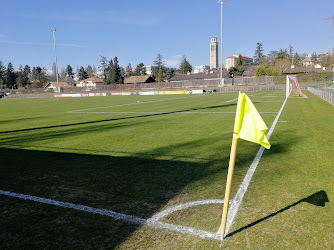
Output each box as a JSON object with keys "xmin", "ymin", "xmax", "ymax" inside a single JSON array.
[{"xmin": 124, "ymin": 75, "xmax": 155, "ymax": 84}]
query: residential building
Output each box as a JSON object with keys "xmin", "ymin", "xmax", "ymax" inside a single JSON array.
[
  {"xmin": 44, "ymin": 81, "xmax": 71, "ymax": 92},
  {"xmin": 194, "ymin": 65, "xmax": 210, "ymax": 74},
  {"xmin": 226, "ymin": 54, "xmax": 253, "ymax": 70},
  {"xmin": 76, "ymin": 77, "xmax": 104, "ymax": 89},
  {"xmin": 124, "ymin": 75, "xmax": 155, "ymax": 84},
  {"xmin": 169, "ymin": 69, "xmax": 230, "ymax": 82}
]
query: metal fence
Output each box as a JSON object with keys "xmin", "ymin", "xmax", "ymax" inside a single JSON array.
[{"xmin": 307, "ymin": 87, "xmax": 334, "ymax": 105}]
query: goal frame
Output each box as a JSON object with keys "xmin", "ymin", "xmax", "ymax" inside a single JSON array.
[{"xmin": 286, "ymin": 75, "xmax": 308, "ymax": 99}]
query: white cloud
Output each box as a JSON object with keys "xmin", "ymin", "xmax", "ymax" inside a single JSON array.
[
  {"xmin": 0, "ymin": 40, "xmax": 82, "ymax": 47},
  {"xmin": 23, "ymin": 10, "xmax": 162, "ymax": 26},
  {"xmin": 164, "ymin": 55, "xmax": 183, "ymax": 67}
]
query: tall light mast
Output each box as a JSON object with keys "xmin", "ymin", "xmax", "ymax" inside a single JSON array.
[{"xmin": 51, "ymin": 28, "xmax": 60, "ymax": 93}]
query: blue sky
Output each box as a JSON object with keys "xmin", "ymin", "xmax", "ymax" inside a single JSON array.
[{"xmin": 1, "ymin": 0, "xmax": 333, "ymax": 71}]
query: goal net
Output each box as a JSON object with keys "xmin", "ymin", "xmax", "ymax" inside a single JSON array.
[{"xmin": 286, "ymin": 75, "xmax": 308, "ymax": 98}]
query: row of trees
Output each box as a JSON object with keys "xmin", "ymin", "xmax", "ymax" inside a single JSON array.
[
  {"xmin": 0, "ymin": 53, "xmax": 194, "ymax": 88},
  {"xmin": 253, "ymin": 43, "xmax": 334, "ymax": 76},
  {"xmin": 0, "ymin": 61, "xmax": 49, "ymax": 88}
]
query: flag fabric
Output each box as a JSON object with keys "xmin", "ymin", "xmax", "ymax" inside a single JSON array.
[{"xmin": 233, "ymin": 92, "xmax": 271, "ymax": 149}]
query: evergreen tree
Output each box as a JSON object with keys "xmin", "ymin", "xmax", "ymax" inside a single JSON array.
[
  {"xmin": 16, "ymin": 65, "xmax": 25, "ymax": 88},
  {"xmin": 179, "ymin": 56, "xmax": 192, "ymax": 74},
  {"xmin": 23, "ymin": 65, "xmax": 31, "ymax": 84},
  {"xmin": 113, "ymin": 56, "xmax": 123, "ymax": 84},
  {"xmin": 267, "ymin": 50, "xmax": 278, "ymax": 64},
  {"xmin": 66, "ymin": 64, "xmax": 74, "ymax": 78},
  {"xmin": 228, "ymin": 66, "xmax": 246, "ymax": 76},
  {"xmin": 15, "ymin": 65, "xmax": 30, "ymax": 87},
  {"xmin": 157, "ymin": 68, "xmax": 163, "ymax": 82},
  {"xmin": 311, "ymin": 52, "xmax": 318, "ymax": 64},
  {"xmin": 78, "ymin": 66, "xmax": 88, "ymax": 80},
  {"xmin": 125, "ymin": 63, "xmax": 133, "ymax": 77},
  {"xmin": 236, "ymin": 55, "xmax": 245, "ymax": 66},
  {"xmin": 106, "ymin": 59, "xmax": 114, "ymax": 84},
  {"xmin": 276, "ymin": 49, "xmax": 289, "ymax": 60},
  {"xmin": 0, "ymin": 60, "xmax": 5, "ymax": 85},
  {"xmin": 167, "ymin": 68, "xmax": 175, "ymax": 81},
  {"xmin": 6, "ymin": 62, "xmax": 16, "ymax": 88},
  {"xmin": 254, "ymin": 42, "xmax": 264, "ymax": 65},
  {"xmin": 153, "ymin": 53, "xmax": 165, "ymax": 76},
  {"xmin": 289, "ymin": 45, "xmax": 294, "ymax": 61},
  {"xmin": 86, "ymin": 65, "xmax": 95, "ymax": 77},
  {"xmin": 119, "ymin": 66, "xmax": 125, "ymax": 78},
  {"xmin": 99, "ymin": 55, "xmax": 109, "ymax": 80},
  {"xmin": 293, "ymin": 52, "xmax": 302, "ymax": 67},
  {"xmin": 29, "ymin": 66, "xmax": 47, "ymax": 87},
  {"xmin": 134, "ymin": 63, "xmax": 146, "ymax": 76}
]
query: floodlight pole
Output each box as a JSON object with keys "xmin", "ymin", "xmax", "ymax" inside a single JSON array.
[
  {"xmin": 51, "ymin": 28, "xmax": 60, "ymax": 93},
  {"xmin": 219, "ymin": 0, "xmax": 226, "ymax": 87}
]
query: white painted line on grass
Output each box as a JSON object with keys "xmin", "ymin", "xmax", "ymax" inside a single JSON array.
[
  {"xmin": 0, "ymin": 190, "xmax": 221, "ymax": 241},
  {"xmin": 226, "ymin": 98, "xmax": 238, "ymax": 103},
  {"xmin": 67, "ymin": 111, "xmax": 278, "ymax": 115},
  {"xmin": 0, "ymin": 190, "xmax": 146, "ymax": 224},
  {"xmin": 148, "ymin": 199, "xmax": 224, "ymax": 222},
  {"xmin": 217, "ymin": 96, "xmax": 289, "ymax": 237},
  {"xmin": 67, "ymin": 95, "xmax": 206, "ymax": 113}
]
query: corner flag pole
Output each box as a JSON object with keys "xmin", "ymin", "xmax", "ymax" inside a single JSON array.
[
  {"xmin": 219, "ymin": 92, "xmax": 271, "ymax": 242},
  {"xmin": 220, "ymin": 136, "xmax": 238, "ymax": 241}
]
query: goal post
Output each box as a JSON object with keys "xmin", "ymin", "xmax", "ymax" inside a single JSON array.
[{"xmin": 286, "ymin": 75, "xmax": 308, "ymax": 99}]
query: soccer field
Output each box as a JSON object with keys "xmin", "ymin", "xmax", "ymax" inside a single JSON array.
[{"xmin": 1, "ymin": 91, "xmax": 333, "ymax": 248}]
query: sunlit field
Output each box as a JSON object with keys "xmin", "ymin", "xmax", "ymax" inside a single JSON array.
[{"xmin": 1, "ymin": 91, "xmax": 333, "ymax": 248}]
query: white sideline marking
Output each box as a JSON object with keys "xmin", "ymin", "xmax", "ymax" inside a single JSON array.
[
  {"xmin": 217, "ymin": 96, "xmax": 289, "ymax": 237},
  {"xmin": 67, "ymin": 111, "xmax": 278, "ymax": 114},
  {"xmin": 0, "ymin": 190, "xmax": 221, "ymax": 241},
  {"xmin": 226, "ymin": 98, "xmax": 238, "ymax": 103}
]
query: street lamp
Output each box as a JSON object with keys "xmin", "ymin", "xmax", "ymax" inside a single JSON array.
[
  {"xmin": 218, "ymin": 0, "xmax": 226, "ymax": 87},
  {"xmin": 51, "ymin": 28, "xmax": 60, "ymax": 93}
]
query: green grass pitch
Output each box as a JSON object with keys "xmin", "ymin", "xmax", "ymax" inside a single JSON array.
[{"xmin": 0, "ymin": 91, "xmax": 333, "ymax": 248}]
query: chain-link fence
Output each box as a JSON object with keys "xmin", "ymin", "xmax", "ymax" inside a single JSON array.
[{"xmin": 307, "ymin": 87, "xmax": 334, "ymax": 105}]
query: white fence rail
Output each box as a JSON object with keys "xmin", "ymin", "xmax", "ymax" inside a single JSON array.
[{"xmin": 307, "ymin": 87, "xmax": 334, "ymax": 105}]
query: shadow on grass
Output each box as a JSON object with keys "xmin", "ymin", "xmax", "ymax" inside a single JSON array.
[
  {"xmin": 0, "ymin": 146, "xmax": 230, "ymax": 248},
  {"xmin": 225, "ymin": 190, "xmax": 329, "ymax": 239},
  {"xmin": 0, "ymin": 103, "xmax": 237, "ymax": 134}
]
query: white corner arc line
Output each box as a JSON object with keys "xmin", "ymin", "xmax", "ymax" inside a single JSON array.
[
  {"xmin": 217, "ymin": 96, "xmax": 289, "ymax": 237},
  {"xmin": 0, "ymin": 190, "xmax": 221, "ymax": 241},
  {"xmin": 148, "ymin": 199, "xmax": 224, "ymax": 222}
]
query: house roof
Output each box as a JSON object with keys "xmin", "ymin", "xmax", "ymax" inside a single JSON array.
[
  {"xmin": 169, "ymin": 70, "xmax": 229, "ymax": 82},
  {"xmin": 48, "ymin": 82, "xmax": 71, "ymax": 88},
  {"xmin": 283, "ymin": 66, "xmax": 332, "ymax": 74},
  {"xmin": 242, "ymin": 65, "xmax": 257, "ymax": 77},
  {"xmin": 227, "ymin": 54, "xmax": 252, "ymax": 59},
  {"xmin": 81, "ymin": 77, "xmax": 104, "ymax": 83},
  {"xmin": 124, "ymin": 75, "xmax": 154, "ymax": 84}
]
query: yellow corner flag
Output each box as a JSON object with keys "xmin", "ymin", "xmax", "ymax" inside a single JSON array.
[
  {"xmin": 220, "ymin": 92, "xmax": 271, "ymax": 243},
  {"xmin": 233, "ymin": 92, "xmax": 270, "ymax": 149}
]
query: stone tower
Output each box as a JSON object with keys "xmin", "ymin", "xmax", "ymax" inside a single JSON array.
[{"xmin": 210, "ymin": 36, "xmax": 218, "ymax": 69}]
